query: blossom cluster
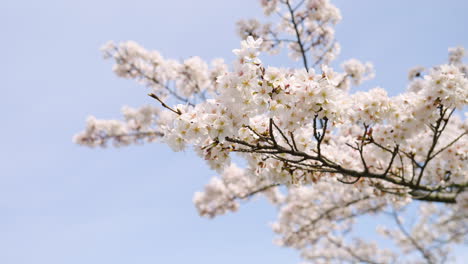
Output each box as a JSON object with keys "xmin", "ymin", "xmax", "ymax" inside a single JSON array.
[
  {"xmin": 100, "ymin": 40, "xmax": 228, "ymax": 101},
  {"xmin": 74, "ymin": 105, "xmax": 162, "ymax": 147},
  {"xmin": 76, "ymin": 34, "xmax": 467, "ymax": 261},
  {"xmin": 76, "ymin": 0, "xmax": 468, "ymax": 263},
  {"xmin": 238, "ymin": 0, "xmax": 341, "ymax": 65},
  {"xmin": 193, "ymin": 163, "xmax": 283, "ymax": 218}
]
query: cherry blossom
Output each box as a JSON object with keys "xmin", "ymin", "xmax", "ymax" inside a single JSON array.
[{"xmin": 76, "ymin": 0, "xmax": 468, "ymax": 263}]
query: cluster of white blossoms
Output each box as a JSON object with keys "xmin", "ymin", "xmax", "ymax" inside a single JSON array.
[
  {"xmin": 238, "ymin": 0, "xmax": 341, "ymax": 65},
  {"xmin": 272, "ymin": 181, "xmax": 397, "ymax": 264},
  {"xmin": 377, "ymin": 202, "xmax": 468, "ymax": 264},
  {"xmin": 341, "ymin": 59, "xmax": 375, "ymax": 87},
  {"xmin": 76, "ymin": 0, "xmax": 468, "ymax": 263},
  {"xmin": 193, "ymin": 163, "xmax": 284, "ymax": 218},
  {"xmin": 100, "ymin": 40, "xmax": 227, "ymax": 102},
  {"xmin": 74, "ymin": 105, "xmax": 162, "ymax": 147}
]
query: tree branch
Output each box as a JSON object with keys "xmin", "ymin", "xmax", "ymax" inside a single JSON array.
[{"xmin": 285, "ymin": 0, "xmax": 309, "ymax": 70}]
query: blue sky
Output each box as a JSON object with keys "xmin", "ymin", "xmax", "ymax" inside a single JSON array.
[{"xmin": 1, "ymin": 0, "xmax": 468, "ymax": 263}]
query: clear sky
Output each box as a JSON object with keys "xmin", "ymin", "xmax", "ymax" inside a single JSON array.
[{"xmin": 1, "ymin": 0, "xmax": 468, "ymax": 263}]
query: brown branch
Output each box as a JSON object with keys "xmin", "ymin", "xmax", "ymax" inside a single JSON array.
[
  {"xmin": 430, "ymin": 131, "xmax": 467, "ymax": 159},
  {"xmin": 225, "ymin": 132, "xmax": 460, "ymax": 203},
  {"xmin": 237, "ymin": 183, "xmax": 280, "ymax": 199},
  {"xmin": 285, "ymin": 0, "xmax": 309, "ymax": 70},
  {"xmin": 416, "ymin": 107, "xmax": 454, "ymax": 186},
  {"xmin": 148, "ymin": 93, "xmax": 182, "ymax": 115}
]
